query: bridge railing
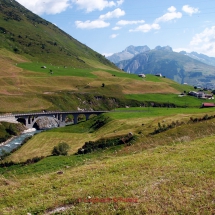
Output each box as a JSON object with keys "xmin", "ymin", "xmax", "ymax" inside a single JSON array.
[{"xmin": 0, "ymin": 110, "xmax": 109, "ymax": 118}]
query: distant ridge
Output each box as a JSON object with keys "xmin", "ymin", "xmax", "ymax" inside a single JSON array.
[
  {"xmin": 107, "ymin": 45, "xmax": 150, "ymax": 63},
  {"xmin": 107, "ymin": 45, "xmax": 215, "ymax": 67},
  {"xmin": 180, "ymin": 51, "xmax": 215, "ymax": 67},
  {"xmin": 110, "ymin": 45, "xmax": 215, "ymax": 88}
]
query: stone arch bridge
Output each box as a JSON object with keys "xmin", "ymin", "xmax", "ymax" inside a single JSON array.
[{"xmin": 0, "ymin": 111, "xmax": 108, "ymax": 129}]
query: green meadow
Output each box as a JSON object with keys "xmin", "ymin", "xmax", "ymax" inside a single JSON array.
[
  {"xmin": 18, "ymin": 62, "xmax": 97, "ymax": 78},
  {"xmin": 1, "ymin": 2, "xmax": 215, "ymax": 214},
  {"xmin": 125, "ymin": 94, "xmax": 203, "ymax": 107},
  {"xmin": 1, "ymin": 107, "xmax": 215, "ymax": 214}
]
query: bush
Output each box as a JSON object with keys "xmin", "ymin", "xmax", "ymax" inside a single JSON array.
[
  {"xmin": 52, "ymin": 142, "xmax": 70, "ymax": 156},
  {"xmin": 77, "ymin": 133, "xmax": 135, "ymax": 154}
]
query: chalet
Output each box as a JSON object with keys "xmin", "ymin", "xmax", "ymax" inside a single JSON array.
[
  {"xmin": 188, "ymin": 91, "xmax": 198, "ymax": 97},
  {"xmin": 201, "ymin": 103, "xmax": 215, "ymax": 108},
  {"xmin": 197, "ymin": 92, "xmax": 205, "ymax": 98},
  {"xmin": 188, "ymin": 91, "xmax": 214, "ymax": 99},
  {"xmin": 205, "ymin": 94, "xmax": 214, "ymax": 99}
]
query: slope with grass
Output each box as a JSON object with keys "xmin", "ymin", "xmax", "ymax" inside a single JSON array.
[
  {"xmin": 0, "ymin": 0, "xmax": 115, "ymax": 68},
  {"xmin": 1, "ymin": 3, "xmax": 215, "ymax": 214},
  {"xmin": 4, "ymin": 107, "xmax": 215, "ymax": 162},
  {"xmin": 0, "ymin": 49, "xmax": 198, "ymax": 112},
  {"xmin": 1, "ymin": 108, "xmax": 215, "ymax": 214}
]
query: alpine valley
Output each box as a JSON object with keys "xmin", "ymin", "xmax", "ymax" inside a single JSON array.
[{"xmin": 1, "ymin": 1, "xmax": 215, "ymax": 215}]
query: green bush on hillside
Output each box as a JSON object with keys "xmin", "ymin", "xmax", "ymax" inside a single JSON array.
[
  {"xmin": 77, "ymin": 133, "xmax": 135, "ymax": 154},
  {"xmin": 52, "ymin": 142, "xmax": 70, "ymax": 156}
]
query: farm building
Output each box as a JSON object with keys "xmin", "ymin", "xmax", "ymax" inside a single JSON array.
[
  {"xmin": 201, "ymin": 103, "xmax": 215, "ymax": 108},
  {"xmin": 155, "ymin": 73, "xmax": 162, "ymax": 77},
  {"xmin": 138, "ymin": 74, "xmax": 146, "ymax": 78},
  {"xmin": 188, "ymin": 91, "xmax": 213, "ymax": 99}
]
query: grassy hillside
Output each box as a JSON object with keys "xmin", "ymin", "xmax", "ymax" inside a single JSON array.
[
  {"xmin": 0, "ymin": 48, "xmax": 200, "ymax": 113},
  {"xmin": 4, "ymin": 107, "xmax": 215, "ymax": 162},
  {"xmin": 0, "ymin": 0, "xmax": 115, "ymax": 68},
  {"xmin": 1, "ymin": 2, "xmax": 215, "ymax": 214},
  {"xmin": 1, "ymin": 108, "xmax": 215, "ymax": 214}
]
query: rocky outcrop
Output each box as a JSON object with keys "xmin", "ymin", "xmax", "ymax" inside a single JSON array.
[{"xmin": 34, "ymin": 117, "xmax": 58, "ymax": 130}]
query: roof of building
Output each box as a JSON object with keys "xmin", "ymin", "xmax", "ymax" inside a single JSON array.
[{"xmin": 202, "ymin": 103, "xmax": 215, "ymax": 107}]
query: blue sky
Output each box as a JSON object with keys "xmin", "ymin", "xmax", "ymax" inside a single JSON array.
[{"xmin": 16, "ymin": 0, "xmax": 215, "ymax": 57}]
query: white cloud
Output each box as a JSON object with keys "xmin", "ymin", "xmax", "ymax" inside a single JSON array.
[
  {"xmin": 72, "ymin": 0, "xmax": 116, "ymax": 12},
  {"xmin": 129, "ymin": 23, "xmax": 160, "ymax": 33},
  {"xmin": 173, "ymin": 48, "xmax": 191, "ymax": 53},
  {"xmin": 17, "ymin": 0, "xmax": 124, "ymax": 14},
  {"xmin": 168, "ymin": 6, "xmax": 176, "ymax": 13},
  {"xmin": 117, "ymin": 0, "xmax": 124, "ymax": 6},
  {"xmin": 189, "ymin": 26, "xmax": 215, "ymax": 56},
  {"xmin": 112, "ymin": 26, "xmax": 121, "ymax": 30},
  {"xmin": 117, "ymin": 20, "xmax": 145, "ymax": 26},
  {"xmin": 182, "ymin": 5, "xmax": 199, "ymax": 16},
  {"xmin": 75, "ymin": 20, "xmax": 110, "ymax": 29},
  {"xmin": 16, "ymin": 0, "xmax": 70, "ymax": 15},
  {"xmin": 155, "ymin": 6, "xmax": 182, "ymax": 23},
  {"xmin": 110, "ymin": 34, "xmax": 119, "ymax": 38},
  {"xmin": 190, "ymin": 26, "xmax": 215, "ymax": 46},
  {"xmin": 103, "ymin": 52, "xmax": 113, "ymax": 57},
  {"xmin": 99, "ymin": 8, "xmax": 125, "ymax": 20},
  {"xmin": 175, "ymin": 26, "xmax": 215, "ymax": 57}
]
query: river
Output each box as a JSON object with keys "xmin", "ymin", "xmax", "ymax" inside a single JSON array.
[{"xmin": 0, "ymin": 129, "xmax": 41, "ymax": 156}]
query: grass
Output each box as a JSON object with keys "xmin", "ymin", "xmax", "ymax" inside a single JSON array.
[
  {"xmin": 0, "ymin": 53, "xmax": 193, "ymax": 112},
  {"xmin": 1, "ymin": 109, "xmax": 215, "ymax": 214},
  {"xmin": 1, "ymin": 3, "xmax": 215, "ymax": 213},
  {"xmin": 125, "ymin": 94, "xmax": 203, "ymax": 107},
  {"xmin": 1, "ymin": 126, "xmax": 215, "ymax": 214},
  {"xmin": 18, "ymin": 62, "xmax": 98, "ymax": 78},
  {"xmin": 0, "ymin": 1, "xmax": 115, "ymax": 69},
  {"xmin": 109, "ymin": 107, "xmax": 215, "ymax": 119},
  {"xmin": 0, "ymin": 48, "xmax": 202, "ymax": 113},
  {"xmin": 1, "ymin": 50, "xmax": 195, "ymax": 113},
  {"xmin": 4, "ymin": 107, "xmax": 215, "ymax": 162},
  {"xmin": 0, "ymin": 151, "xmax": 118, "ymax": 177}
]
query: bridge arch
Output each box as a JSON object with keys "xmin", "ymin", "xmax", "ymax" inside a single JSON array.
[
  {"xmin": 72, "ymin": 112, "xmax": 101, "ymax": 124},
  {"xmin": 16, "ymin": 117, "xmax": 27, "ymax": 125}
]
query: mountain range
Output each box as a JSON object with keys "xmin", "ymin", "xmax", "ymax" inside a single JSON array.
[{"xmin": 107, "ymin": 46, "xmax": 215, "ymax": 88}]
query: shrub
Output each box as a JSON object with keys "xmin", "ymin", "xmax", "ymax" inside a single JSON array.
[
  {"xmin": 77, "ymin": 133, "xmax": 135, "ymax": 154},
  {"xmin": 151, "ymin": 120, "xmax": 185, "ymax": 135},
  {"xmin": 52, "ymin": 142, "xmax": 70, "ymax": 156}
]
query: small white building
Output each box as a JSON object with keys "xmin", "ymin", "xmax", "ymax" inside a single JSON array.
[
  {"xmin": 138, "ymin": 74, "xmax": 146, "ymax": 78},
  {"xmin": 155, "ymin": 73, "xmax": 162, "ymax": 77}
]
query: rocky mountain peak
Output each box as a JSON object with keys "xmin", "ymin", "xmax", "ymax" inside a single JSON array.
[
  {"xmin": 154, "ymin": 46, "xmax": 173, "ymax": 52},
  {"xmin": 124, "ymin": 45, "xmax": 150, "ymax": 55}
]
